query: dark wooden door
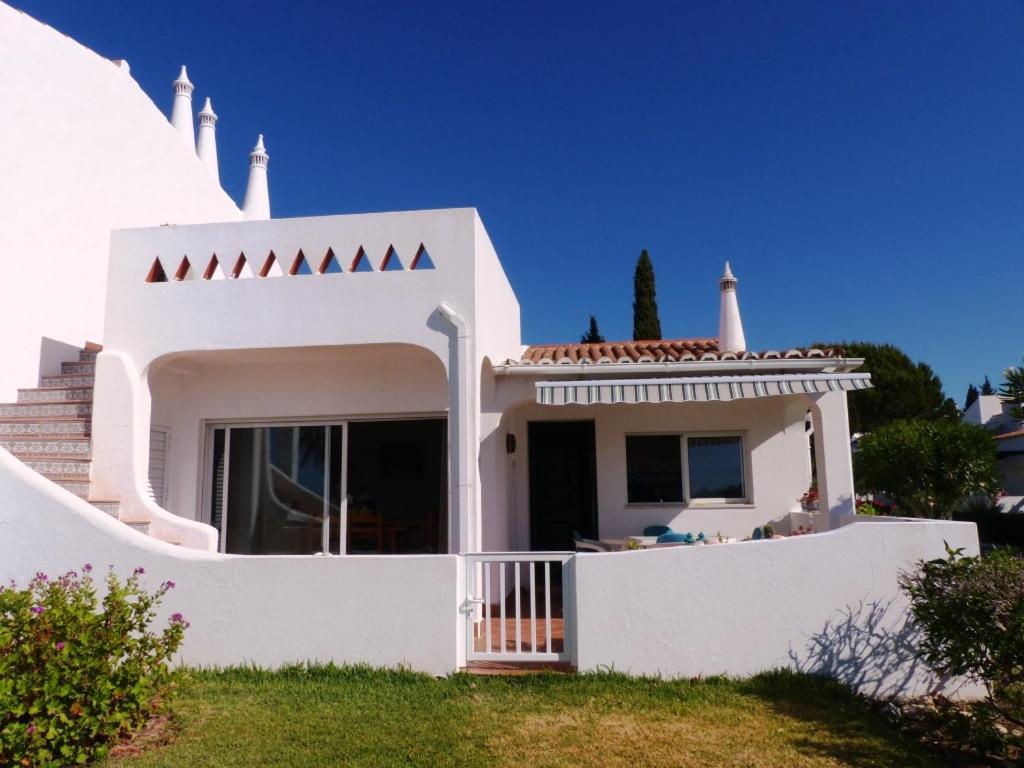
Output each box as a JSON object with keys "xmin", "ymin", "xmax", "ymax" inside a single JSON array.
[{"xmin": 528, "ymin": 421, "xmax": 598, "ymax": 551}]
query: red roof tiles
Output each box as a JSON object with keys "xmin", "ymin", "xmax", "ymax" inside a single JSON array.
[{"xmin": 516, "ymin": 338, "xmax": 843, "ymax": 365}]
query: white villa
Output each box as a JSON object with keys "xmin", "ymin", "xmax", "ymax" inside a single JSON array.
[{"xmin": 0, "ymin": 3, "xmax": 981, "ymax": 692}]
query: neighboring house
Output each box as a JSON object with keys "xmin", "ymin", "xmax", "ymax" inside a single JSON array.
[{"xmin": 962, "ymin": 394, "xmax": 1024, "ymax": 511}]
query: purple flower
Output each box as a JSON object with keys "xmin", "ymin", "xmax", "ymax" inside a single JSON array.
[
  {"xmin": 27, "ymin": 724, "xmax": 36, "ymax": 735},
  {"xmin": 30, "ymin": 605, "xmax": 44, "ymax": 615},
  {"xmin": 34, "ymin": 572, "xmax": 48, "ymax": 582},
  {"xmin": 82, "ymin": 563, "xmax": 92, "ymax": 572},
  {"xmin": 170, "ymin": 612, "xmax": 185, "ymax": 624},
  {"xmin": 55, "ymin": 642, "xmax": 65, "ymax": 651},
  {"xmin": 162, "ymin": 580, "xmax": 176, "ymax": 590},
  {"xmin": 133, "ymin": 566, "xmax": 145, "ymax": 576}
]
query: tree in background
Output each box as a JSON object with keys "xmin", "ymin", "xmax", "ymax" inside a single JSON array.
[
  {"xmin": 632, "ymin": 249, "xmax": 662, "ymax": 341},
  {"xmin": 854, "ymin": 420, "xmax": 1000, "ymax": 519},
  {"xmin": 1000, "ymin": 359, "xmax": 1024, "ymax": 419},
  {"xmin": 813, "ymin": 341, "xmax": 959, "ymax": 433},
  {"xmin": 981, "ymin": 375, "xmax": 996, "ymax": 396},
  {"xmin": 580, "ymin": 315, "xmax": 605, "ymax": 344},
  {"xmin": 964, "ymin": 383, "xmax": 980, "ymax": 411}
]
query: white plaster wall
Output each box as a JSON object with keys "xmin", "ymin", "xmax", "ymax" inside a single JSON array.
[
  {"xmin": 148, "ymin": 345, "xmax": 448, "ymax": 521},
  {"xmin": 495, "ymin": 390, "xmax": 814, "ymax": 546},
  {"xmin": 0, "ymin": 448, "xmax": 459, "ymax": 675},
  {"xmin": 573, "ymin": 518, "xmax": 983, "ymax": 698},
  {"xmin": 0, "ymin": 2, "xmax": 241, "ymax": 399}
]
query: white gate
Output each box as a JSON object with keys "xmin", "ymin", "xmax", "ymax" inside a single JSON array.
[{"xmin": 463, "ymin": 552, "xmax": 574, "ymax": 663}]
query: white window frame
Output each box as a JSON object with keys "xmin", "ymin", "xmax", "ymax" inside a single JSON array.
[{"xmin": 624, "ymin": 430, "xmax": 751, "ymax": 507}]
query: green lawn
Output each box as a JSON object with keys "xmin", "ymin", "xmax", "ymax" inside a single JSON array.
[{"xmin": 106, "ymin": 666, "xmax": 942, "ymax": 768}]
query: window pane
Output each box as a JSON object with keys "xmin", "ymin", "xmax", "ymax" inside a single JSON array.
[
  {"xmin": 687, "ymin": 436, "xmax": 744, "ymax": 499},
  {"xmin": 626, "ymin": 435, "xmax": 683, "ymax": 503}
]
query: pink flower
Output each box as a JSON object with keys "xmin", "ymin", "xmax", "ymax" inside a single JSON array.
[
  {"xmin": 27, "ymin": 724, "xmax": 36, "ymax": 735},
  {"xmin": 55, "ymin": 641, "xmax": 65, "ymax": 651},
  {"xmin": 162, "ymin": 580, "xmax": 176, "ymax": 590},
  {"xmin": 170, "ymin": 612, "xmax": 184, "ymax": 624},
  {"xmin": 133, "ymin": 566, "xmax": 145, "ymax": 576},
  {"xmin": 82, "ymin": 563, "xmax": 93, "ymax": 573},
  {"xmin": 30, "ymin": 605, "xmax": 44, "ymax": 615}
]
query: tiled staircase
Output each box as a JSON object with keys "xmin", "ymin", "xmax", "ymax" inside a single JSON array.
[{"xmin": 0, "ymin": 344, "xmax": 151, "ymax": 536}]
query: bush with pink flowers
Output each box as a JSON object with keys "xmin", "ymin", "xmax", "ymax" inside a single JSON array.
[{"xmin": 0, "ymin": 566, "xmax": 187, "ymax": 767}]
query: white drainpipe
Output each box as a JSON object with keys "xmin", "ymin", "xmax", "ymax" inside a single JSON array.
[{"xmin": 437, "ymin": 302, "xmax": 476, "ymax": 554}]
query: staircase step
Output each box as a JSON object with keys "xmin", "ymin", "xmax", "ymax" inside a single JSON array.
[
  {"xmin": 90, "ymin": 500, "xmax": 120, "ymax": 517},
  {"xmin": 60, "ymin": 361, "xmax": 96, "ymax": 375},
  {"xmin": 0, "ymin": 419, "xmax": 89, "ymax": 436},
  {"xmin": 56, "ymin": 480, "xmax": 90, "ymax": 498},
  {"xmin": 18, "ymin": 387, "xmax": 94, "ymax": 404},
  {"xmin": 0, "ymin": 402, "xmax": 91, "ymax": 418},
  {"xmin": 40, "ymin": 374, "xmax": 94, "ymax": 388},
  {"xmin": 125, "ymin": 521, "xmax": 151, "ymax": 536},
  {"xmin": 24, "ymin": 459, "xmax": 90, "ymax": 478},
  {"xmin": 0, "ymin": 437, "xmax": 90, "ymax": 457}
]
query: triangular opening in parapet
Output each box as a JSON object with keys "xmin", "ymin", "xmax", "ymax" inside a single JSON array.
[
  {"xmin": 409, "ymin": 243, "xmax": 435, "ymax": 270},
  {"xmin": 174, "ymin": 256, "xmax": 195, "ymax": 281},
  {"xmin": 231, "ymin": 252, "xmax": 254, "ymax": 279},
  {"xmin": 290, "ymin": 250, "xmax": 313, "ymax": 276},
  {"xmin": 380, "ymin": 245, "xmax": 404, "ymax": 271},
  {"xmin": 319, "ymin": 248, "xmax": 343, "ymax": 274},
  {"xmin": 260, "ymin": 251, "xmax": 284, "ymax": 278},
  {"xmin": 146, "ymin": 258, "xmax": 167, "ymax": 283},
  {"xmin": 350, "ymin": 246, "xmax": 373, "ymax": 272},
  {"xmin": 204, "ymin": 254, "xmax": 226, "ymax": 280}
]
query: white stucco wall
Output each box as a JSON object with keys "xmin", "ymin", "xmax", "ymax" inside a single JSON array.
[
  {"xmin": 147, "ymin": 345, "xmax": 449, "ymax": 521},
  {"xmin": 0, "ymin": 447, "xmax": 459, "ymax": 674},
  {"xmin": 573, "ymin": 518, "xmax": 983, "ymax": 698},
  {"xmin": 0, "ymin": 2, "xmax": 241, "ymax": 399}
]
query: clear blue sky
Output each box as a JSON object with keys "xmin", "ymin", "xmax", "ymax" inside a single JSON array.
[{"xmin": 15, "ymin": 0, "xmax": 1024, "ymax": 404}]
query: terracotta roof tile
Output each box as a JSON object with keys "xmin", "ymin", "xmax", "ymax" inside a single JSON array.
[
  {"xmin": 515, "ymin": 338, "xmax": 843, "ymax": 365},
  {"xmin": 994, "ymin": 429, "xmax": 1024, "ymax": 441}
]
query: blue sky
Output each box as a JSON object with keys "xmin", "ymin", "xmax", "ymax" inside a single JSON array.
[{"xmin": 16, "ymin": 0, "xmax": 1024, "ymax": 404}]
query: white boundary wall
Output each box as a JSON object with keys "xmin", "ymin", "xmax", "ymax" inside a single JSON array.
[
  {"xmin": 0, "ymin": 449, "xmax": 459, "ymax": 675},
  {"xmin": 573, "ymin": 519, "xmax": 983, "ymax": 698}
]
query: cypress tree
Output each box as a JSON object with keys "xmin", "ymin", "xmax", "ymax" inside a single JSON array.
[
  {"xmin": 964, "ymin": 383, "xmax": 979, "ymax": 411},
  {"xmin": 581, "ymin": 315, "xmax": 605, "ymax": 344},
  {"xmin": 632, "ymin": 249, "xmax": 662, "ymax": 341},
  {"xmin": 981, "ymin": 376, "xmax": 996, "ymax": 396}
]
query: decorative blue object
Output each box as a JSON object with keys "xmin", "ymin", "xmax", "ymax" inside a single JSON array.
[
  {"xmin": 752, "ymin": 527, "xmax": 763, "ymax": 540},
  {"xmin": 643, "ymin": 525, "xmax": 671, "ymax": 537},
  {"xmin": 657, "ymin": 531, "xmax": 696, "ymax": 544}
]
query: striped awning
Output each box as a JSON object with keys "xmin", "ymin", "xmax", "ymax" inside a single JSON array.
[{"xmin": 535, "ymin": 372, "xmax": 872, "ymax": 406}]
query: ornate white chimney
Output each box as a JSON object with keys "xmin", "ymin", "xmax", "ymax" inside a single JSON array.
[
  {"xmin": 196, "ymin": 97, "xmax": 219, "ymax": 182},
  {"xmin": 170, "ymin": 65, "xmax": 195, "ymax": 149},
  {"xmin": 718, "ymin": 262, "xmax": 747, "ymax": 353},
  {"xmin": 242, "ymin": 135, "xmax": 270, "ymax": 220}
]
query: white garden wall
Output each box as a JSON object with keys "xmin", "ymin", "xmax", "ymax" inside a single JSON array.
[
  {"xmin": 572, "ymin": 518, "xmax": 982, "ymax": 698},
  {"xmin": 0, "ymin": 448, "xmax": 459, "ymax": 675}
]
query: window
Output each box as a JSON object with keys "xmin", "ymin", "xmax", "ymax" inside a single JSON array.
[
  {"xmin": 685, "ymin": 436, "xmax": 745, "ymax": 500},
  {"xmin": 626, "ymin": 433, "xmax": 747, "ymax": 504},
  {"xmin": 626, "ymin": 435, "xmax": 683, "ymax": 503}
]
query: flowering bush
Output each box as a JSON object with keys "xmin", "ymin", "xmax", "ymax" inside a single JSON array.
[{"xmin": 0, "ymin": 566, "xmax": 187, "ymax": 767}]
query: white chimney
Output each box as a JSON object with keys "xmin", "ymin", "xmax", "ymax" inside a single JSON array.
[
  {"xmin": 196, "ymin": 97, "xmax": 219, "ymax": 182},
  {"xmin": 242, "ymin": 134, "xmax": 270, "ymax": 220},
  {"xmin": 170, "ymin": 65, "xmax": 195, "ymax": 149},
  {"xmin": 718, "ymin": 262, "xmax": 747, "ymax": 353}
]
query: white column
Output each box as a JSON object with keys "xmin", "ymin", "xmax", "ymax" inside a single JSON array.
[
  {"xmin": 810, "ymin": 390, "xmax": 856, "ymax": 529},
  {"xmin": 718, "ymin": 262, "xmax": 747, "ymax": 353}
]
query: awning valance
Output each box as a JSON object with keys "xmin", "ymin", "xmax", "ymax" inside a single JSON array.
[{"xmin": 535, "ymin": 372, "xmax": 872, "ymax": 406}]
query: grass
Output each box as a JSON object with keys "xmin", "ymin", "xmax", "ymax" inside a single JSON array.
[{"xmin": 105, "ymin": 666, "xmax": 943, "ymax": 768}]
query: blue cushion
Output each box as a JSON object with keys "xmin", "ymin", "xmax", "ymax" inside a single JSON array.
[
  {"xmin": 656, "ymin": 531, "xmax": 694, "ymax": 544},
  {"xmin": 643, "ymin": 525, "xmax": 671, "ymax": 537}
]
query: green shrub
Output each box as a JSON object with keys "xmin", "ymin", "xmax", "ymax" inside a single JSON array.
[
  {"xmin": 854, "ymin": 419, "xmax": 1000, "ymax": 518},
  {"xmin": 899, "ymin": 547, "xmax": 1024, "ymax": 738},
  {"xmin": 954, "ymin": 508, "xmax": 1024, "ymax": 549},
  {"xmin": 0, "ymin": 566, "xmax": 187, "ymax": 767}
]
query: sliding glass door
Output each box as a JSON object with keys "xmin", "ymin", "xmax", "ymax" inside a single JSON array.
[{"xmin": 207, "ymin": 418, "xmax": 446, "ymax": 556}]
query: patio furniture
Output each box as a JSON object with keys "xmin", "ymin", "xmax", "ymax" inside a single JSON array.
[
  {"xmin": 642, "ymin": 525, "xmax": 671, "ymax": 536},
  {"xmin": 573, "ymin": 531, "xmax": 612, "ymax": 553}
]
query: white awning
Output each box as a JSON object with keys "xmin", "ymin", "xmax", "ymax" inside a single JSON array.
[{"xmin": 535, "ymin": 372, "xmax": 872, "ymax": 406}]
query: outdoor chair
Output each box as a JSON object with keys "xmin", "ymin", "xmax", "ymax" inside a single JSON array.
[{"xmin": 573, "ymin": 531, "xmax": 612, "ymax": 553}]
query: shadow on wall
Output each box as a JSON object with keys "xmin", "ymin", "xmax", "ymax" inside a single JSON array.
[{"xmin": 787, "ymin": 598, "xmax": 956, "ymax": 699}]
